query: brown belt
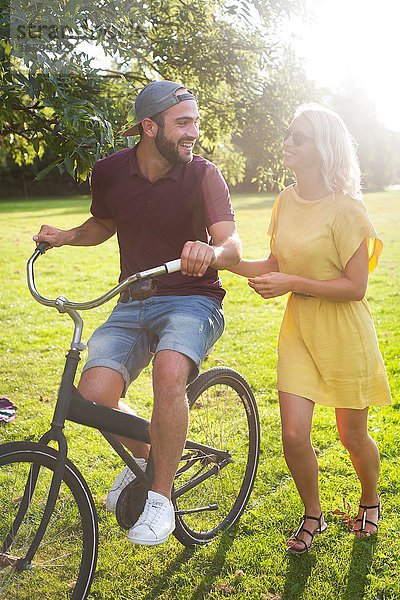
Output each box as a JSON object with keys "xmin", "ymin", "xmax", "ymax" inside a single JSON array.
[
  {"xmin": 119, "ymin": 279, "xmax": 158, "ymax": 302},
  {"xmin": 119, "ymin": 289, "xmax": 131, "ymax": 303}
]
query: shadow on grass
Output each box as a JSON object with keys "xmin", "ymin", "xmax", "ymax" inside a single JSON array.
[
  {"xmin": 282, "ymin": 552, "xmax": 316, "ymax": 600},
  {"xmin": 143, "ymin": 526, "xmax": 237, "ymax": 600},
  {"xmin": 1, "ymin": 194, "xmax": 274, "ymax": 215},
  {"xmin": 143, "ymin": 546, "xmax": 195, "ymax": 600},
  {"xmin": 342, "ymin": 534, "xmax": 377, "ymax": 600},
  {"xmin": 0, "ymin": 197, "xmax": 91, "ymax": 214},
  {"xmin": 232, "ymin": 196, "xmax": 275, "ymax": 211},
  {"xmin": 189, "ymin": 526, "xmax": 238, "ymax": 599}
]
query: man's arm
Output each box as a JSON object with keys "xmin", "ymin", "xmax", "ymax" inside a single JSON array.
[
  {"xmin": 180, "ymin": 221, "xmax": 241, "ymax": 277},
  {"xmin": 33, "ymin": 217, "xmax": 116, "ymax": 247}
]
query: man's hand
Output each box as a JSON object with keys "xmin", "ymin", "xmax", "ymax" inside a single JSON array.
[
  {"xmin": 180, "ymin": 241, "xmax": 216, "ymax": 277},
  {"xmin": 33, "ymin": 224, "xmax": 70, "ymax": 247},
  {"xmin": 32, "ymin": 217, "xmax": 116, "ymax": 248},
  {"xmin": 248, "ymin": 272, "xmax": 293, "ymax": 299}
]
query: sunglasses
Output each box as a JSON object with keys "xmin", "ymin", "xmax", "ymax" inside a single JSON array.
[{"xmin": 283, "ymin": 128, "xmax": 314, "ymax": 147}]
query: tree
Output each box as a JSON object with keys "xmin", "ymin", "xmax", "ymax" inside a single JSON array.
[
  {"xmin": 1, "ymin": 0, "xmax": 308, "ymax": 188},
  {"xmin": 234, "ymin": 46, "xmax": 316, "ymax": 191}
]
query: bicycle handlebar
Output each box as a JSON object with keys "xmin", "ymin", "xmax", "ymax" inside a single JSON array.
[
  {"xmin": 27, "ymin": 245, "xmax": 182, "ymax": 312},
  {"xmin": 36, "ymin": 241, "xmax": 52, "ymax": 254}
]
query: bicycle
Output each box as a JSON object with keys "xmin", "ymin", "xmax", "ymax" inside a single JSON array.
[{"xmin": 0, "ymin": 243, "xmax": 260, "ymax": 599}]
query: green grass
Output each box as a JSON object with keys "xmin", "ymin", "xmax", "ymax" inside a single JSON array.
[{"xmin": 0, "ymin": 191, "xmax": 399, "ymax": 599}]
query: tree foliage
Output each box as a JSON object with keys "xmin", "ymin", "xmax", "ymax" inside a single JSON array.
[
  {"xmin": 1, "ymin": 0, "xmax": 310, "ymax": 188},
  {"xmin": 234, "ymin": 47, "xmax": 315, "ymax": 190}
]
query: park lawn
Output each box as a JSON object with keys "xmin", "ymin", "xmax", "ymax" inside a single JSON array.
[{"xmin": 0, "ymin": 191, "xmax": 399, "ymax": 600}]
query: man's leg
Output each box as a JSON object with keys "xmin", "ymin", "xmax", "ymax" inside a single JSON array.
[
  {"xmin": 150, "ymin": 350, "xmax": 192, "ymax": 498},
  {"xmin": 78, "ymin": 366, "xmax": 149, "ymax": 458},
  {"xmin": 79, "ymin": 300, "xmax": 154, "ymax": 458},
  {"xmin": 127, "ymin": 295, "xmax": 224, "ymax": 545},
  {"xmin": 127, "ymin": 350, "xmax": 191, "ymax": 546}
]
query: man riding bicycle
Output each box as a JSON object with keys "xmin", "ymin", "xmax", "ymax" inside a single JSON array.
[{"xmin": 34, "ymin": 80, "xmax": 241, "ymax": 546}]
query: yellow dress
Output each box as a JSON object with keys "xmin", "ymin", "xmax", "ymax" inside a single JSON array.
[{"xmin": 268, "ymin": 185, "xmax": 392, "ymax": 409}]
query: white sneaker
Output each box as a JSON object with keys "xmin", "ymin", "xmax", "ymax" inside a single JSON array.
[
  {"xmin": 106, "ymin": 458, "xmax": 147, "ymax": 513},
  {"xmin": 127, "ymin": 490, "xmax": 175, "ymax": 546}
]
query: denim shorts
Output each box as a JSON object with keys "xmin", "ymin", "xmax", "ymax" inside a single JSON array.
[{"xmin": 82, "ymin": 295, "xmax": 225, "ymax": 396}]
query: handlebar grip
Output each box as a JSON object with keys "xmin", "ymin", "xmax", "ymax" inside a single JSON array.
[
  {"xmin": 37, "ymin": 241, "xmax": 51, "ymax": 254},
  {"xmin": 164, "ymin": 259, "xmax": 181, "ymax": 273}
]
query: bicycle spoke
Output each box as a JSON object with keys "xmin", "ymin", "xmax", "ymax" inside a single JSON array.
[{"xmin": 0, "ymin": 444, "xmax": 97, "ymax": 599}]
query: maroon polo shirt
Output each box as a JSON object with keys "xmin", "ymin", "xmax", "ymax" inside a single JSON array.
[{"xmin": 90, "ymin": 145, "xmax": 235, "ymax": 302}]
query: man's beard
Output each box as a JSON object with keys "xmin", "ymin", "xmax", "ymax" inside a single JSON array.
[{"xmin": 155, "ymin": 127, "xmax": 194, "ymax": 165}]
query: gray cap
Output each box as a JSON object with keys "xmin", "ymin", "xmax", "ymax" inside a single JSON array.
[{"xmin": 122, "ymin": 80, "xmax": 196, "ymax": 136}]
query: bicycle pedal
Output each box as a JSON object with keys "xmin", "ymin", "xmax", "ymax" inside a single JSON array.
[{"xmin": 115, "ymin": 479, "xmax": 149, "ymax": 530}]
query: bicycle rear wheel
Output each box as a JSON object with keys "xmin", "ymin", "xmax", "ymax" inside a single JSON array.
[
  {"xmin": 0, "ymin": 442, "xmax": 98, "ymax": 600},
  {"xmin": 173, "ymin": 367, "xmax": 260, "ymax": 546}
]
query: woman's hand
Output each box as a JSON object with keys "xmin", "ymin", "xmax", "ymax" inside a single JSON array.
[
  {"xmin": 248, "ymin": 272, "xmax": 293, "ymax": 299},
  {"xmin": 248, "ymin": 240, "xmax": 369, "ymax": 302}
]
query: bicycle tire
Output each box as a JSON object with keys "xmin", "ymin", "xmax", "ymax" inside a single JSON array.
[
  {"xmin": 173, "ymin": 367, "xmax": 260, "ymax": 546},
  {"xmin": 0, "ymin": 441, "xmax": 98, "ymax": 600}
]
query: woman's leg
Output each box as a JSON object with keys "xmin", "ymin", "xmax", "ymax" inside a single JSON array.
[
  {"xmin": 279, "ymin": 392, "xmax": 325, "ymax": 550},
  {"xmin": 335, "ymin": 407, "xmax": 381, "ymax": 536}
]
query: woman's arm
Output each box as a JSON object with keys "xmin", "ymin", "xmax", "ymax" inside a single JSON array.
[
  {"xmin": 249, "ymin": 240, "xmax": 369, "ymax": 301},
  {"xmin": 229, "ymin": 253, "xmax": 279, "ymax": 277}
]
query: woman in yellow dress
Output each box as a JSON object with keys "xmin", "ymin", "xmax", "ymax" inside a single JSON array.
[{"xmin": 231, "ymin": 103, "xmax": 391, "ymax": 554}]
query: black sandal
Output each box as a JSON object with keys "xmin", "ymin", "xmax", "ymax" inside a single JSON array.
[
  {"xmin": 287, "ymin": 513, "xmax": 328, "ymax": 555},
  {"xmin": 352, "ymin": 501, "xmax": 382, "ymax": 537}
]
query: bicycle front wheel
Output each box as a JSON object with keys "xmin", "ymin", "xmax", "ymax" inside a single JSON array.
[
  {"xmin": 0, "ymin": 442, "xmax": 98, "ymax": 600},
  {"xmin": 173, "ymin": 367, "xmax": 260, "ymax": 546}
]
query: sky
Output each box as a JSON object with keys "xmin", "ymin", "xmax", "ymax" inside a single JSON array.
[{"xmin": 284, "ymin": 0, "xmax": 400, "ymax": 131}]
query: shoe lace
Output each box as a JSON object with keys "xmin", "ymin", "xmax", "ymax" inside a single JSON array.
[
  {"xmin": 111, "ymin": 466, "xmax": 134, "ymax": 491},
  {"xmin": 140, "ymin": 499, "xmax": 167, "ymax": 526},
  {"xmin": 113, "ymin": 460, "xmax": 146, "ymax": 490}
]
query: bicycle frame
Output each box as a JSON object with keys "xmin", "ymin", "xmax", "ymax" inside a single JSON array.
[{"xmin": 7, "ymin": 244, "xmax": 233, "ymax": 569}]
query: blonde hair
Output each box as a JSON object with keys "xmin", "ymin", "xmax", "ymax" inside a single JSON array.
[{"xmin": 295, "ymin": 103, "xmax": 361, "ymax": 198}]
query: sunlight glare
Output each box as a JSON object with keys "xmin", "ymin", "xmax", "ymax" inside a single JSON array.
[{"xmin": 286, "ymin": 0, "xmax": 400, "ymax": 131}]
